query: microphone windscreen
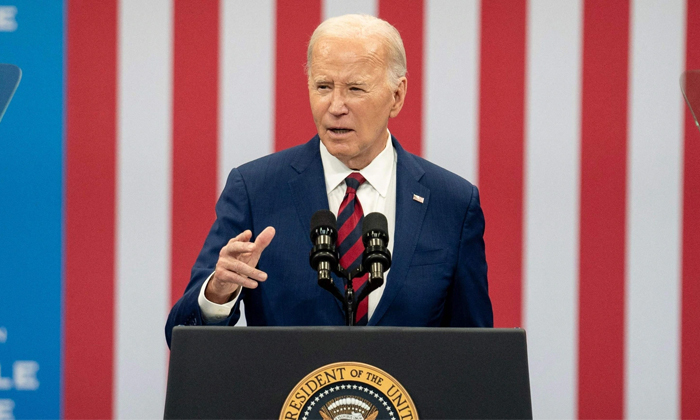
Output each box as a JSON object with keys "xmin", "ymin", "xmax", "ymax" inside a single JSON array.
[
  {"xmin": 310, "ymin": 210, "xmax": 337, "ymax": 236},
  {"xmin": 362, "ymin": 212, "xmax": 388, "ymax": 237}
]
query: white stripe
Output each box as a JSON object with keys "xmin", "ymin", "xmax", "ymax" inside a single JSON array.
[
  {"xmin": 219, "ymin": 0, "xmax": 275, "ymax": 191},
  {"xmin": 626, "ymin": 1, "xmax": 685, "ymax": 418},
  {"xmin": 322, "ymin": 0, "xmax": 377, "ymax": 19},
  {"xmin": 522, "ymin": 1, "xmax": 582, "ymax": 419},
  {"xmin": 219, "ymin": 0, "xmax": 276, "ymax": 326},
  {"xmin": 114, "ymin": 0, "xmax": 172, "ymax": 417},
  {"xmin": 423, "ymin": 0, "xmax": 480, "ymax": 184}
]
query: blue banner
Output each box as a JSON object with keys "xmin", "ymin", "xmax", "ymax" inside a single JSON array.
[{"xmin": 0, "ymin": 1, "xmax": 64, "ymax": 418}]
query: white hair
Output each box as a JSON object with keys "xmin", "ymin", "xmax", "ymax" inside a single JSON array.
[{"xmin": 306, "ymin": 14, "xmax": 407, "ymax": 89}]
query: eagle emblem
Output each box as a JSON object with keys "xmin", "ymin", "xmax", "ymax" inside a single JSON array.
[{"xmin": 319, "ymin": 396, "xmax": 379, "ymax": 420}]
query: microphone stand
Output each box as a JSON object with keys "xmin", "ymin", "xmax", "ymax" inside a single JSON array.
[
  {"xmin": 311, "ymin": 244, "xmax": 364, "ymax": 326},
  {"xmin": 324, "ymin": 265, "xmax": 384, "ymax": 326},
  {"xmin": 310, "ymin": 211, "xmax": 390, "ymax": 326},
  {"xmin": 323, "ymin": 265, "xmax": 358, "ymax": 326},
  {"xmin": 345, "ymin": 271, "xmax": 356, "ymax": 327},
  {"xmin": 318, "ymin": 264, "xmax": 384, "ymax": 327},
  {"xmin": 328, "ymin": 265, "xmax": 355, "ymax": 325}
]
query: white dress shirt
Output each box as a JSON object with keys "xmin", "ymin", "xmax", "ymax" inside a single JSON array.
[{"xmin": 198, "ymin": 131, "xmax": 397, "ymax": 323}]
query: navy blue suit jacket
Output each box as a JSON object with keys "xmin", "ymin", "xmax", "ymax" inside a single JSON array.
[{"xmin": 165, "ymin": 136, "xmax": 492, "ymax": 346}]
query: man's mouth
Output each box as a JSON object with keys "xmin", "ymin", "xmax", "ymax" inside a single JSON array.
[{"xmin": 328, "ymin": 128, "xmax": 352, "ymax": 134}]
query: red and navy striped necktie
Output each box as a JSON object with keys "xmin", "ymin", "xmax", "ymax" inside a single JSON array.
[{"xmin": 337, "ymin": 172, "xmax": 369, "ymax": 324}]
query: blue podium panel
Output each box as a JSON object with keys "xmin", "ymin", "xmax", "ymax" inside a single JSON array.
[{"xmin": 0, "ymin": 2, "xmax": 64, "ymax": 419}]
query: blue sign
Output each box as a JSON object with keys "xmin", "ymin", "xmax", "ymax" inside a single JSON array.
[{"xmin": 0, "ymin": 2, "xmax": 64, "ymax": 418}]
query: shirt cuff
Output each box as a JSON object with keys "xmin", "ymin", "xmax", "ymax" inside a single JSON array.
[{"xmin": 198, "ymin": 272, "xmax": 241, "ymax": 324}]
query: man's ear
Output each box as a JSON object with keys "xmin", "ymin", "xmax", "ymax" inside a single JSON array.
[{"xmin": 389, "ymin": 77, "xmax": 407, "ymax": 118}]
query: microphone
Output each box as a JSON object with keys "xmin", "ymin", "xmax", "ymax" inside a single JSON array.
[
  {"xmin": 361, "ymin": 212, "xmax": 392, "ymax": 287},
  {"xmin": 309, "ymin": 210, "xmax": 339, "ymax": 287}
]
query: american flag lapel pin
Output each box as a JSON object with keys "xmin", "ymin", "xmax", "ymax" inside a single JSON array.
[{"xmin": 412, "ymin": 194, "xmax": 424, "ymax": 203}]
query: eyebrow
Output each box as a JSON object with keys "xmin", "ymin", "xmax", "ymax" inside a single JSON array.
[{"xmin": 311, "ymin": 78, "xmax": 369, "ymax": 87}]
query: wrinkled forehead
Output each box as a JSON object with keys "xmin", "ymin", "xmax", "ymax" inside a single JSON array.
[{"xmin": 310, "ymin": 35, "xmax": 388, "ymax": 66}]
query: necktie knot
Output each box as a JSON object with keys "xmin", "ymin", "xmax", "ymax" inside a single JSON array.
[{"xmin": 345, "ymin": 172, "xmax": 365, "ymax": 193}]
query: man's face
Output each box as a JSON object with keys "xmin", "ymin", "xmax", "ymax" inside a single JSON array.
[{"xmin": 308, "ymin": 35, "xmax": 406, "ymax": 170}]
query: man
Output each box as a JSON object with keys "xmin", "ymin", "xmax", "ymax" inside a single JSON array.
[{"xmin": 166, "ymin": 14, "xmax": 492, "ymax": 347}]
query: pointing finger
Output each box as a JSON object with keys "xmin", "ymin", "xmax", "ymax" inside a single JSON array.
[
  {"xmin": 219, "ymin": 258, "xmax": 268, "ymax": 282},
  {"xmin": 221, "ymin": 240, "xmax": 256, "ymax": 257},
  {"xmin": 214, "ymin": 267, "xmax": 260, "ymax": 289}
]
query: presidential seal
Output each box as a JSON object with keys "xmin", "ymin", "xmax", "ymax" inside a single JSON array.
[{"xmin": 280, "ymin": 362, "xmax": 418, "ymax": 420}]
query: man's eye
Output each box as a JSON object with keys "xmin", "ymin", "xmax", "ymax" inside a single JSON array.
[
  {"xmin": 317, "ymin": 85, "xmax": 330, "ymax": 90},
  {"xmin": 350, "ymin": 87, "xmax": 364, "ymax": 92}
]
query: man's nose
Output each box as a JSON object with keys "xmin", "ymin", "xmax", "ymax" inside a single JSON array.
[{"xmin": 328, "ymin": 90, "xmax": 348, "ymax": 115}]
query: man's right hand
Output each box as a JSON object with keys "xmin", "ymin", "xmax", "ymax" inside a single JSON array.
[{"xmin": 205, "ymin": 226, "xmax": 276, "ymax": 304}]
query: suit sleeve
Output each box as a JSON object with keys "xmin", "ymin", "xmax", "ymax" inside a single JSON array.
[
  {"xmin": 443, "ymin": 184, "xmax": 493, "ymax": 327},
  {"xmin": 165, "ymin": 167, "xmax": 253, "ymax": 347}
]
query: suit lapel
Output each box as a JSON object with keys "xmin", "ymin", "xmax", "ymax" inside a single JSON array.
[
  {"xmin": 288, "ymin": 136, "xmax": 329, "ymax": 232},
  {"xmin": 287, "ymin": 136, "xmax": 346, "ymax": 314},
  {"xmin": 369, "ymin": 138, "xmax": 429, "ymax": 325}
]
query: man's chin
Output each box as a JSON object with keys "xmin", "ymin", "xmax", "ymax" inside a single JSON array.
[
  {"xmin": 321, "ymin": 142, "xmax": 354, "ymax": 166},
  {"xmin": 321, "ymin": 137, "xmax": 349, "ymax": 153},
  {"xmin": 327, "ymin": 148, "xmax": 353, "ymax": 163}
]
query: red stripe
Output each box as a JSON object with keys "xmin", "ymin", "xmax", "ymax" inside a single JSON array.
[
  {"xmin": 681, "ymin": 1, "xmax": 700, "ymax": 417},
  {"xmin": 577, "ymin": 1, "xmax": 629, "ymax": 418},
  {"xmin": 171, "ymin": 0, "xmax": 219, "ymax": 306},
  {"xmin": 337, "ymin": 203, "xmax": 362, "ymax": 241},
  {"xmin": 378, "ymin": 0, "xmax": 423, "ymax": 156},
  {"xmin": 355, "ymin": 273, "xmax": 369, "ymax": 321},
  {"xmin": 337, "ymin": 197, "xmax": 353, "ymax": 220},
  {"xmin": 477, "ymin": 0, "xmax": 527, "ymax": 328},
  {"xmin": 340, "ymin": 238, "xmax": 365, "ymax": 270},
  {"xmin": 64, "ymin": 1, "xmax": 117, "ymax": 417},
  {"xmin": 275, "ymin": 0, "xmax": 321, "ymax": 151}
]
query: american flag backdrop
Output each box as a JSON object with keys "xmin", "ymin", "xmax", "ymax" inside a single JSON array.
[{"xmin": 57, "ymin": 0, "xmax": 700, "ymax": 418}]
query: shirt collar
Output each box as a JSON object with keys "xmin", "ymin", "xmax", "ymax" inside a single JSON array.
[{"xmin": 319, "ymin": 130, "xmax": 394, "ymax": 198}]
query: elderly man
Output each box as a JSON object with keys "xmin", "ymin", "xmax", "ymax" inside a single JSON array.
[{"xmin": 165, "ymin": 14, "xmax": 492, "ymax": 346}]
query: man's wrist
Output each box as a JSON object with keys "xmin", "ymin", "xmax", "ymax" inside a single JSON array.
[
  {"xmin": 198, "ymin": 273, "xmax": 240, "ymax": 323},
  {"xmin": 205, "ymin": 279, "xmax": 240, "ymax": 304}
]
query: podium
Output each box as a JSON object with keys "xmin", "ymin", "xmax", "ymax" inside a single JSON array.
[{"xmin": 164, "ymin": 327, "xmax": 532, "ymax": 419}]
